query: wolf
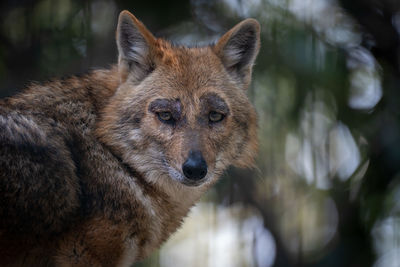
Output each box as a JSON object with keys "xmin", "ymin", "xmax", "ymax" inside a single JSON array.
[{"xmin": 0, "ymin": 10, "xmax": 260, "ymax": 266}]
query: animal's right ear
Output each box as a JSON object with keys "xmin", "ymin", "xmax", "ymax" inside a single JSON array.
[{"xmin": 116, "ymin": 10, "xmax": 156, "ymax": 82}]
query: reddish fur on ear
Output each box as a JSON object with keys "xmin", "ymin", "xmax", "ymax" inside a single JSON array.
[
  {"xmin": 117, "ymin": 10, "xmax": 156, "ymax": 47},
  {"xmin": 116, "ymin": 11, "xmax": 157, "ymax": 82},
  {"xmin": 213, "ymin": 19, "xmax": 261, "ymax": 90}
]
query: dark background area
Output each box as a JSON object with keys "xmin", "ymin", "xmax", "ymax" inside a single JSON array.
[{"xmin": 1, "ymin": 0, "xmax": 400, "ymax": 266}]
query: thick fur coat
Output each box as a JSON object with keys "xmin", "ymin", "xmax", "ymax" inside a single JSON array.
[{"xmin": 0, "ymin": 10, "xmax": 260, "ymax": 266}]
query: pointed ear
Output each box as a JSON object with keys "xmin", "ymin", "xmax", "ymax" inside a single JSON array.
[
  {"xmin": 213, "ymin": 19, "xmax": 260, "ymax": 90},
  {"xmin": 116, "ymin": 10, "xmax": 156, "ymax": 82}
]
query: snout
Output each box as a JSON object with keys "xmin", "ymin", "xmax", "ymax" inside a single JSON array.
[{"xmin": 182, "ymin": 150, "xmax": 207, "ymax": 182}]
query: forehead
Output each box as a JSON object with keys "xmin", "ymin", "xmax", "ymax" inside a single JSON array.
[{"xmin": 153, "ymin": 45, "xmax": 228, "ymax": 94}]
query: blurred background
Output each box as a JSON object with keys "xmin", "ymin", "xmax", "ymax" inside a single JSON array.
[{"xmin": 1, "ymin": 0, "xmax": 400, "ymax": 266}]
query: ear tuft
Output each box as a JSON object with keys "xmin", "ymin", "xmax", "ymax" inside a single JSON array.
[
  {"xmin": 117, "ymin": 11, "xmax": 156, "ymax": 81},
  {"xmin": 214, "ymin": 19, "xmax": 261, "ymax": 89}
]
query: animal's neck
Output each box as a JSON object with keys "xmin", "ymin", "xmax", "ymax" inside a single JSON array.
[
  {"xmin": 130, "ymin": 171, "xmax": 203, "ymax": 259},
  {"xmin": 138, "ymin": 167, "xmax": 206, "ymax": 215}
]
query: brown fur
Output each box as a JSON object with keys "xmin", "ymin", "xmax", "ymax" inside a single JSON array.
[{"xmin": 0, "ymin": 10, "xmax": 260, "ymax": 266}]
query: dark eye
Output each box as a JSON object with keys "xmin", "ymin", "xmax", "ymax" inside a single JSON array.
[
  {"xmin": 157, "ymin": 112, "xmax": 174, "ymax": 123},
  {"xmin": 209, "ymin": 111, "xmax": 224, "ymax": 123}
]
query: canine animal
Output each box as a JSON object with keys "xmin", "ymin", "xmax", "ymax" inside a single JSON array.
[{"xmin": 0, "ymin": 10, "xmax": 260, "ymax": 266}]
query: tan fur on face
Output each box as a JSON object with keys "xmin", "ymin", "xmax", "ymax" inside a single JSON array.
[{"xmin": 97, "ymin": 45, "xmax": 258, "ymax": 187}]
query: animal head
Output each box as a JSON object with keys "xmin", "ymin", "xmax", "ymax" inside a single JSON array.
[{"xmin": 98, "ymin": 11, "xmax": 260, "ymax": 193}]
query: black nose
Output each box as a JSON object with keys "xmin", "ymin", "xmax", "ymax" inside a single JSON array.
[{"xmin": 182, "ymin": 150, "xmax": 208, "ymax": 181}]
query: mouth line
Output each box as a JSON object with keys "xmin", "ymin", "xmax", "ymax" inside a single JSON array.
[{"xmin": 180, "ymin": 177, "xmax": 207, "ymax": 187}]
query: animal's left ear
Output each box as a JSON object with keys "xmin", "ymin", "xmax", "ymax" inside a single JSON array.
[{"xmin": 213, "ymin": 19, "xmax": 261, "ymax": 90}]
